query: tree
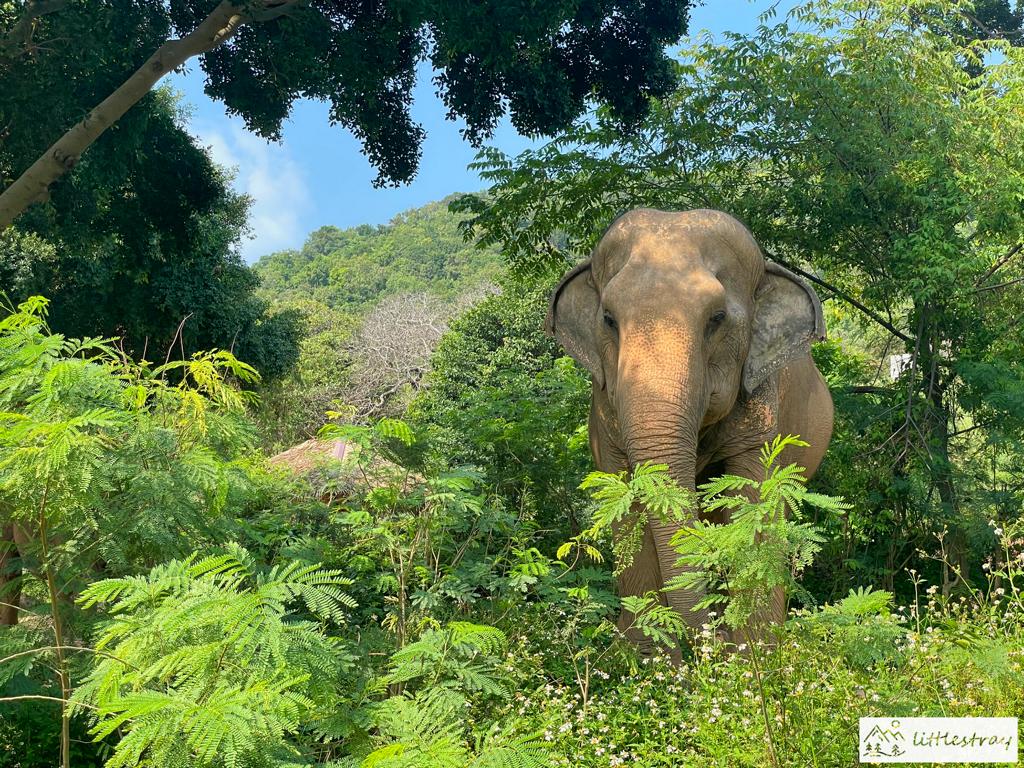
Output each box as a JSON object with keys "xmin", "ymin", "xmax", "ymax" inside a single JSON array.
[
  {"xmin": 1, "ymin": 86, "xmax": 302, "ymax": 379},
  {"xmin": 410, "ymin": 283, "xmax": 592, "ymax": 530},
  {"xmin": 255, "ymin": 198, "xmax": 505, "ymax": 315},
  {"xmin": 456, "ymin": 0, "xmax": 1024, "ymax": 595},
  {"xmin": 254, "ymin": 289, "xmax": 478, "ymax": 448},
  {"xmin": 957, "ymin": 0, "xmax": 1024, "ymax": 46},
  {"xmin": 344, "ymin": 291, "xmax": 473, "ymax": 422},
  {"xmin": 254, "ymin": 299, "xmax": 357, "ymax": 449},
  {"xmin": 0, "ymin": 296, "xmax": 270, "ymax": 766},
  {"xmin": 0, "ymin": 0, "xmax": 696, "ymax": 228},
  {"xmin": 73, "ymin": 546, "xmax": 356, "ymax": 768}
]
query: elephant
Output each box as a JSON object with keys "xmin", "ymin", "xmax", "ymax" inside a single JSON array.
[{"xmin": 546, "ymin": 208, "xmax": 833, "ymax": 645}]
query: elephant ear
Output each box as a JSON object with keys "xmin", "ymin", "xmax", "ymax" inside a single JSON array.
[
  {"xmin": 545, "ymin": 260, "xmax": 604, "ymax": 388},
  {"xmin": 743, "ymin": 262, "xmax": 825, "ymax": 395}
]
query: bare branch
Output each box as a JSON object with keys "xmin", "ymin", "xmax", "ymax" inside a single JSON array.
[
  {"xmin": 344, "ymin": 288, "xmax": 494, "ymax": 420},
  {"xmin": 974, "ymin": 242, "xmax": 1023, "ymax": 287},
  {"xmin": 764, "ymin": 251, "xmax": 914, "ymax": 344}
]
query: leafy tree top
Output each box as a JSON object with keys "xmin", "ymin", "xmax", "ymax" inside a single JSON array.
[
  {"xmin": 169, "ymin": 0, "xmax": 694, "ymax": 185},
  {"xmin": 456, "ymin": 0, "xmax": 1024, "ymax": 444},
  {"xmin": 255, "ymin": 198, "xmax": 504, "ymax": 313},
  {"xmin": 2, "ymin": 0, "xmax": 695, "ymax": 191}
]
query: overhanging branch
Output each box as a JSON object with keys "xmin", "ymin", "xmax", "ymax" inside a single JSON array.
[
  {"xmin": 974, "ymin": 242, "xmax": 1023, "ymax": 288},
  {"xmin": 1, "ymin": 0, "xmax": 67, "ymax": 58},
  {"xmin": 0, "ymin": 0, "xmax": 306, "ymax": 229},
  {"xmin": 763, "ymin": 251, "xmax": 914, "ymax": 345}
]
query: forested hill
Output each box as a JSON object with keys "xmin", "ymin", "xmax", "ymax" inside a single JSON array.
[{"xmin": 254, "ymin": 197, "xmax": 503, "ymax": 314}]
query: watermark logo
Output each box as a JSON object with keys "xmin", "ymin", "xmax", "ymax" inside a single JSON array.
[{"xmin": 860, "ymin": 717, "xmax": 1018, "ymax": 763}]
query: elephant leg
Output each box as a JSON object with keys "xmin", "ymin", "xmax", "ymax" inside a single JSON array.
[
  {"xmin": 614, "ymin": 515, "xmax": 665, "ymax": 652},
  {"xmin": 719, "ymin": 450, "xmax": 787, "ymax": 646}
]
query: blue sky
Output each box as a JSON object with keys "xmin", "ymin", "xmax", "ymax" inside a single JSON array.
[{"xmin": 170, "ymin": 0, "xmax": 793, "ymax": 261}]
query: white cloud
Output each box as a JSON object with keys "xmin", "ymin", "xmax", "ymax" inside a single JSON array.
[{"xmin": 192, "ymin": 121, "xmax": 311, "ymax": 263}]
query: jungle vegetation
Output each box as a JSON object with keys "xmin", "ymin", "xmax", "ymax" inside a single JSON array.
[
  {"xmin": 3, "ymin": 0, "xmax": 1024, "ymax": 767},
  {"xmin": 0, "ymin": 0, "xmax": 691, "ymax": 227}
]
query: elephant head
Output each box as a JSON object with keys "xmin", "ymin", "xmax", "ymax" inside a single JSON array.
[{"xmin": 546, "ymin": 208, "xmax": 824, "ymax": 631}]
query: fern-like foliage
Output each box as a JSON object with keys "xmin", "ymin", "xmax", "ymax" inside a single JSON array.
[
  {"xmin": 668, "ymin": 435, "xmax": 849, "ymax": 631},
  {"xmin": 356, "ymin": 621, "xmax": 547, "ymax": 768},
  {"xmin": 620, "ymin": 593, "xmax": 689, "ymax": 647},
  {"xmin": 71, "ymin": 544, "xmax": 356, "ymax": 768},
  {"xmin": 798, "ymin": 586, "xmax": 906, "ymax": 669},
  {"xmin": 568, "ymin": 462, "xmax": 695, "ymax": 573},
  {"xmin": 0, "ymin": 295, "xmax": 269, "ymax": 575},
  {"xmin": 386, "ymin": 622, "xmax": 509, "ymax": 703},
  {"xmin": 360, "ymin": 687, "xmax": 549, "ymax": 768},
  {"xmin": 319, "ymin": 417, "xmax": 416, "ymax": 460}
]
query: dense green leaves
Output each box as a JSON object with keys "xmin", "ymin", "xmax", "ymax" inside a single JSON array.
[
  {"xmin": 1, "ymin": 0, "xmax": 695, "ymax": 229},
  {"xmin": 0, "ymin": 83, "xmax": 300, "ymax": 379},
  {"xmin": 255, "ymin": 199, "xmax": 504, "ymax": 315},
  {"xmin": 9, "ymin": 0, "xmax": 1024, "ymax": 765},
  {"xmin": 169, "ymin": 0, "xmax": 693, "ymax": 186},
  {"xmin": 411, "ymin": 284, "xmax": 591, "ymax": 530},
  {"xmin": 460, "ymin": 0, "xmax": 1024, "ymax": 598},
  {"xmin": 73, "ymin": 545, "xmax": 355, "ymax": 768}
]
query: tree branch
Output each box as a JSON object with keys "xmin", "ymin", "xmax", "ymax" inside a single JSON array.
[
  {"xmin": 0, "ymin": 694, "xmax": 96, "ymax": 710},
  {"xmin": 974, "ymin": 272, "xmax": 1024, "ymax": 294},
  {"xmin": 763, "ymin": 251, "xmax": 914, "ymax": 344},
  {"xmin": 0, "ymin": 0, "xmax": 67, "ymax": 59},
  {"xmin": 0, "ymin": 0, "xmax": 304, "ymax": 228},
  {"xmin": 974, "ymin": 242, "xmax": 1023, "ymax": 287},
  {"xmin": 845, "ymin": 385, "xmax": 892, "ymax": 394},
  {"xmin": 0, "ymin": 644, "xmax": 138, "ymax": 670}
]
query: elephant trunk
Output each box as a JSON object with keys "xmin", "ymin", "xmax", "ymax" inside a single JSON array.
[{"xmin": 620, "ymin": 372, "xmax": 710, "ymax": 636}]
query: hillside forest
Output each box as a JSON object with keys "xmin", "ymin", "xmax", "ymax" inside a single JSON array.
[{"xmin": 3, "ymin": 0, "xmax": 1024, "ymax": 766}]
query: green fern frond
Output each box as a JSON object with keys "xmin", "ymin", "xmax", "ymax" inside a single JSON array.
[
  {"xmin": 831, "ymin": 586, "xmax": 894, "ymax": 617},
  {"xmin": 759, "ymin": 434, "xmax": 809, "ymax": 474},
  {"xmin": 374, "ymin": 418, "xmax": 416, "ymax": 446},
  {"xmin": 72, "ymin": 547, "xmax": 355, "ymax": 767},
  {"xmin": 470, "ymin": 730, "xmax": 551, "ymax": 768},
  {"xmin": 448, "ymin": 622, "xmax": 507, "ymax": 656}
]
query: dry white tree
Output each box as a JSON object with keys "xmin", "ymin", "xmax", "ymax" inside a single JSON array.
[{"xmin": 344, "ymin": 287, "xmax": 493, "ymax": 420}]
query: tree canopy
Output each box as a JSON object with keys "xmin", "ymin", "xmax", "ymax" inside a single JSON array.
[
  {"xmin": 10, "ymin": 1, "xmax": 1024, "ymax": 766},
  {"xmin": 255, "ymin": 198, "xmax": 504, "ymax": 314},
  {"xmin": 0, "ymin": 87, "xmax": 301, "ymax": 379},
  {"xmin": 0, "ymin": 0, "xmax": 696, "ymax": 227},
  {"xmin": 457, "ymin": 0, "xmax": 1024, "ymax": 593}
]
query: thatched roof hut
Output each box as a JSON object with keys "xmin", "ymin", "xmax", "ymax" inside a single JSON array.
[
  {"xmin": 269, "ymin": 438, "xmax": 414, "ymax": 500},
  {"xmin": 269, "ymin": 438, "xmax": 352, "ymax": 475}
]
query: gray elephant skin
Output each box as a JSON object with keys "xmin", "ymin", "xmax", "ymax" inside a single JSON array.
[{"xmin": 546, "ymin": 208, "xmax": 834, "ymax": 642}]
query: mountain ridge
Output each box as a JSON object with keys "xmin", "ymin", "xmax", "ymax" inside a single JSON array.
[{"xmin": 254, "ymin": 196, "xmax": 503, "ymax": 316}]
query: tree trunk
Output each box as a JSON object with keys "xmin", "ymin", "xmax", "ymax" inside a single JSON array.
[
  {"xmin": 0, "ymin": 524, "xmax": 20, "ymax": 626},
  {"xmin": 0, "ymin": 1, "xmax": 248, "ymax": 229},
  {"xmin": 917, "ymin": 307, "xmax": 963, "ymax": 597}
]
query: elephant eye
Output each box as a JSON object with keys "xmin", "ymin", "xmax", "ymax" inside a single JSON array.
[
  {"xmin": 603, "ymin": 310, "xmax": 618, "ymax": 332},
  {"xmin": 707, "ymin": 309, "xmax": 727, "ymax": 333}
]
